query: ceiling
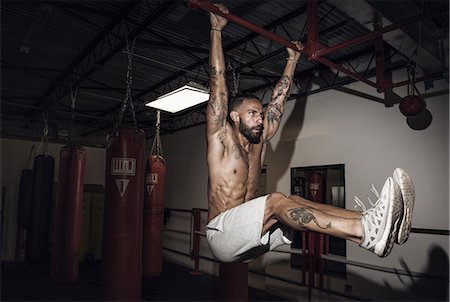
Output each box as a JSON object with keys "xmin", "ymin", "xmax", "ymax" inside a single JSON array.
[{"xmin": 1, "ymin": 0, "xmax": 448, "ymax": 147}]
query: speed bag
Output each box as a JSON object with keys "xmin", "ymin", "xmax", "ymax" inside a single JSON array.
[
  {"xmin": 25, "ymin": 154, "xmax": 55, "ymax": 262},
  {"xmin": 51, "ymin": 145, "xmax": 87, "ymax": 284},
  {"xmin": 142, "ymin": 155, "xmax": 166, "ymax": 278},
  {"xmin": 101, "ymin": 127, "xmax": 145, "ymax": 301}
]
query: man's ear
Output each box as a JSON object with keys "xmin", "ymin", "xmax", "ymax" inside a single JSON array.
[{"xmin": 230, "ymin": 111, "xmax": 239, "ymax": 124}]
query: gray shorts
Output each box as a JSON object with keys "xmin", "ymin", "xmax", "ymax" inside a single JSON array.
[{"xmin": 206, "ymin": 194, "xmax": 292, "ymax": 262}]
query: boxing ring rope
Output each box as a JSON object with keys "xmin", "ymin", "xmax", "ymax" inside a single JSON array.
[{"xmin": 163, "ymin": 207, "xmax": 449, "ymax": 298}]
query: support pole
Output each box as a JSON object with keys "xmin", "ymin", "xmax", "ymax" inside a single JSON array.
[
  {"xmin": 190, "ymin": 208, "xmax": 202, "ymax": 275},
  {"xmin": 307, "ymin": 0, "xmax": 320, "ymax": 56}
]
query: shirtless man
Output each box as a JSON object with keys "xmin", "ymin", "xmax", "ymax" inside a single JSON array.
[{"xmin": 205, "ymin": 4, "xmax": 415, "ymax": 263}]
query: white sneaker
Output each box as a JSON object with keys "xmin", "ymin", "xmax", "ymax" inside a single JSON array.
[
  {"xmin": 393, "ymin": 168, "xmax": 415, "ymax": 244},
  {"xmin": 357, "ymin": 177, "xmax": 403, "ymax": 257}
]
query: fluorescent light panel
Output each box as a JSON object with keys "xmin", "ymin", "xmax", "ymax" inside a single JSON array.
[{"xmin": 145, "ymin": 83, "xmax": 209, "ymax": 113}]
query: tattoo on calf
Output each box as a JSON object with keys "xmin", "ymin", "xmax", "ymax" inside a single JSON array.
[{"xmin": 289, "ymin": 207, "xmax": 331, "ymax": 229}]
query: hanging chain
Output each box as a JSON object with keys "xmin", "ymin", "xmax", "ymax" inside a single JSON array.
[
  {"xmin": 407, "ymin": 60, "xmax": 417, "ymax": 96},
  {"xmin": 36, "ymin": 111, "xmax": 49, "ymax": 156},
  {"xmin": 116, "ymin": 35, "xmax": 137, "ymax": 132},
  {"xmin": 151, "ymin": 110, "xmax": 163, "ymax": 157},
  {"xmin": 69, "ymin": 85, "xmax": 78, "ymax": 140}
]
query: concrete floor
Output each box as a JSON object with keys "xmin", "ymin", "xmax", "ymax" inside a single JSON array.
[{"xmin": 2, "ymin": 260, "xmax": 295, "ymax": 301}]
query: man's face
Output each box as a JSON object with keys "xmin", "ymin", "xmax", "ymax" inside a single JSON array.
[{"xmin": 236, "ymin": 98, "xmax": 264, "ymax": 144}]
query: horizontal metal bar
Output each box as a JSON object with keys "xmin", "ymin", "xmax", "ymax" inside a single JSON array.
[
  {"xmin": 166, "ymin": 208, "xmax": 192, "ymax": 213},
  {"xmin": 164, "ymin": 229, "xmax": 191, "ymax": 235},
  {"xmin": 187, "ymin": 0, "xmax": 304, "ymax": 54},
  {"xmin": 194, "ymin": 231, "xmax": 206, "ymax": 237},
  {"xmin": 411, "ymin": 227, "xmax": 449, "ymax": 236}
]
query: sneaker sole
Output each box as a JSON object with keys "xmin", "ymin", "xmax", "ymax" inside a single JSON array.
[
  {"xmin": 374, "ymin": 178, "xmax": 402, "ymax": 257},
  {"xmin": 393, "ymin": 168, "xmax": 415, "ymax": 244}
]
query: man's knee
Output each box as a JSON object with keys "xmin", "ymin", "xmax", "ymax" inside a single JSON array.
[{"xmin": 266, "ymin": 192, "xmax": 288, "ymax": 213}]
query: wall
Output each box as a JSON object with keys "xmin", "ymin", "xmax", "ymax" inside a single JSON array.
[
  {"xmin": 161, "ymin": 77, "xmax": 449, "ymax": 301},
  {"xmin": 0, "ymin": 138, "xmax": 106, "ymax": 260}
]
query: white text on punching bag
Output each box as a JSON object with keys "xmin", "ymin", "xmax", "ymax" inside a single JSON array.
[{"xmin": 111, "ymin": 158, "xmax": 136, "ymax": 176}]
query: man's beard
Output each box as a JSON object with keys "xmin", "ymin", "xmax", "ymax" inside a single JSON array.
[{"xmin": 239, "ymin": 121, "xmax": 263, "ymax": 144}]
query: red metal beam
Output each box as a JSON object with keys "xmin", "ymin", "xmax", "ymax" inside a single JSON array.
[
  {"xmin": 188, "ymin": 0, "xmax": 445, "ymax": 93},
  {"xmin": 188, "ymin": 0, "xmax": 304, "ymax": 53},
  {"xmin": 316, "ymin": 6, "xmax": 445, "ymax": 58}
]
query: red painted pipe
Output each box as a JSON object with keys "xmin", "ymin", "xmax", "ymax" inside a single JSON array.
[
  {"xmin": 189, "ymin": 0, "xmax": 445, "ymax": 92},
  {"xmin": 188, "ymin": 0, "xmax": 304, "ymax": 53}
]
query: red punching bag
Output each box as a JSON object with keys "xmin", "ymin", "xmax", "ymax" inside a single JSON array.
[
  {"xmin": 308, "ymin": 172, "xmax": 323, "ymax": 203},
  {"xmin": 101, "ymin": 127, "xmax": 145, "ymax": 301},
  {"xmin": 142, "ymin": 155, "xmax": 166, "ymax": 278},
  {"xmin": 51, "ymin": 145, "xmax": 87, "ymax": 284},
  {"xmin": 219, "ymin": 262, "xmax": 248, "ymax": 301}
]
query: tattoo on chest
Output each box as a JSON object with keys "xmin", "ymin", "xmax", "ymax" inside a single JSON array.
[
  {"xmin": 232, "ymin": 143, "xmax": 249, "ymax": 166},
  {"xmin": 289, "ymin": 207, "xmax": 331, "ymax": 229}
]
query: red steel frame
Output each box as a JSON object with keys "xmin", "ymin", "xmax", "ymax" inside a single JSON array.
[{"xmin": 188, "ymin": 0, "xmax": 445, "ymax": 92}]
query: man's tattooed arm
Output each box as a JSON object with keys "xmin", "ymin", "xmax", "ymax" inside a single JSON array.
[{"xmin": 288, "ymin": 207, "xmax": 331, "ymax": 229}]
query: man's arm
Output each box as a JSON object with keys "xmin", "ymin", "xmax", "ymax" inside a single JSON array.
[
  {"xmin": 262, "ymin": 41, "xmax": 303, "ymax": 142},
  {"xmin": 206, "ymin": 4, "xmax": 228, "ymax": 139}
]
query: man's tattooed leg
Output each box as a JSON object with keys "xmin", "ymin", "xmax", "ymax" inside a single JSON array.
[{"xmin": 288, "ymin": 207, "xmax": 331, "ymax": 229}]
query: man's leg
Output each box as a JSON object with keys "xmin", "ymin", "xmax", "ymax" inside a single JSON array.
[
  {"xmin": 263, "ymin": 176, "xmax": 403, "ymax": 257},
  {"xmin": 287, "ymin": 194, "xmax": 361, "ymax": 219},
  {"xmin": 263, "ymin": 193, "xmax": 362, "ymax": 243}
]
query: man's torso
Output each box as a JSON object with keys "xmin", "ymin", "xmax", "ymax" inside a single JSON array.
[{"xmin": 207, "ymin": 124, "xmax": 265, "ymax": 221}]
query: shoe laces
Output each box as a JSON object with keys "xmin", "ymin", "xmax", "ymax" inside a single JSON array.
[{"xmin": 353, "ymin": 184, "xmax": 380, "ymax": 213}]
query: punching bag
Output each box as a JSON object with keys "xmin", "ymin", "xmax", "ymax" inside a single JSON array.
[
  {"xmin": 308, "ymin": 172, "xmax": 323, "ymax": 203},
  {"xmin": 101, "ymin": 127, "xmax": 145, "ymax": 301},
  {"xmin": 25, "ymin": 154, "xmax": 55, "ymax": 261},
  {"xmin": 142, "ymin": 155, "xmax": 166, "ymax": 278},
  {"xmin": 16, "ymin": 170, "xmax": 33, "ymax": 226},
  {"xmin": 219, "ymin": 262, "xmax": 248, "ymax": 301},
  {"xmin": 51, "ymin": 145, "xmax": 87, "ymax": 284},
  {"xmin": 16, "ymin": 148, "xmax": 34, "ymax": 228}
]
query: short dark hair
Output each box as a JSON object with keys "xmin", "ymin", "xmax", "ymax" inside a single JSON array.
[{"xmin": 227, "ymin": 93, "xmax": 261, "ymax": 124}]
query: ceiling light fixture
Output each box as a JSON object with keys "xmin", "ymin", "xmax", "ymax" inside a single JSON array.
[{"xmin": 145, "ymin": 82, "xmax": 209, "ymax": 113}]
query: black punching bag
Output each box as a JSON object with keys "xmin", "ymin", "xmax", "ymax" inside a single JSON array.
[{"xmin": 25, "ymin": 154, "xmax": 55, "ymax": 261}]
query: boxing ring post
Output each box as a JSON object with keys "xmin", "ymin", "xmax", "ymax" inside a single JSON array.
[
  {"xmin": 190, "ymin": 208, "xmax": 203, "ymax": 275},
  {"xmin": 187, "ymin": 0, "xmax": 446, "ymax": 92}
]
